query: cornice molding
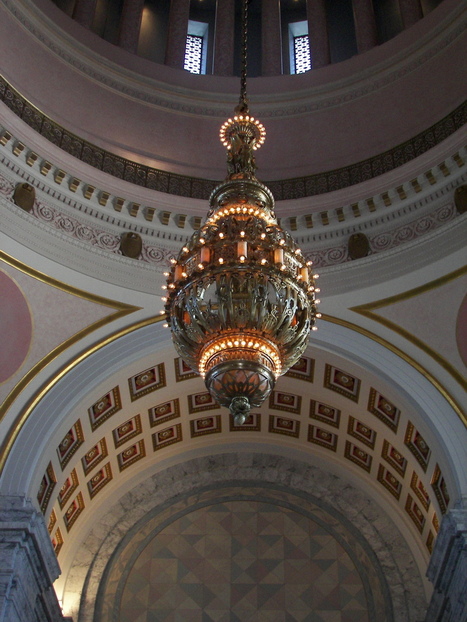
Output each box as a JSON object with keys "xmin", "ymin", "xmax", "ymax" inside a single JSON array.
[
  {"xmin": 0, "ymin": 136, "xmax": 465, "ymax": 292},
  {"xmin": 1, "ymin": 72, "xmax": 465, "ymax": 200}
]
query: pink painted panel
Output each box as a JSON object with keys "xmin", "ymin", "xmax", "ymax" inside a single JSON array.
[
  {"xmin": 0, "ymin": 271, "xmax": 32, "ymax": 383},
  {"xmin": 456, "ymin": 293, "xmax": 467, "ymax": 368}
]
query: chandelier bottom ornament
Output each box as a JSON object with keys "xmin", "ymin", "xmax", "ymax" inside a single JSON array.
[{"xmin": 205, "ymin": 358, "xmax": 276, "ymax": 425}]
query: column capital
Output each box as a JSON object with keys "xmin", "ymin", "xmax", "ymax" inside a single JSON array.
[{"xmin": 0, "ymin": 496, "xmax": 64, "ymax": 622}]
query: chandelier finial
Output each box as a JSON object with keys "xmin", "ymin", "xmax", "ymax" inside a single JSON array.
[{"xmin": 218, "ymin": 0, "xmax": 265, "ymax": 181}]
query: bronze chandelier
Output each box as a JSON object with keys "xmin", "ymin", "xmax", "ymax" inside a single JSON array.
[{"xmin": 164, "ymin": 1, "xmax": 320, "ymax": 424}]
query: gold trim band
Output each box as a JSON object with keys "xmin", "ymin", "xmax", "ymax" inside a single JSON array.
[
  {"xmin": 0, "ymin": 316, "xmax": 163, "ymax": 476},
  {"xmin": 0, "ymin": 249, "xmax": 140, "ymax": 422},
  {"xmin": 351, "ymin": 266, "xmax": 467, "ymax": 392}
]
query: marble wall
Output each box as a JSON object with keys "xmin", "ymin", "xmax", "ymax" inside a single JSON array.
[{"xmin": 64, "ymin": 452, "xmax": 428, "ymax": 621}]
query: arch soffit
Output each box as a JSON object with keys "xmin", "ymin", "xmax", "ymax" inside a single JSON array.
[{"xmin": 1, "ymin": 320, "xmax": 463, "ymax": 608}]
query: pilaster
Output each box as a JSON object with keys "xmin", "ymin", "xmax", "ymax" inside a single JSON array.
[
  {"xmin": 352, "ymin": 0, "xmax": 378, "ymax": 53},
  {"xmin": 306, "ymin": 0, "xmax": 330, "ymax": 69},
  {"xmin": 399, "ymin": 0, "xmax": 423, "ymax": 30},
  {"xmin": 213, "ymin": 0, "xmax": 235, "ymax": 76},
  {"xmin": 165, "ymin": 0, "xmax": 191, "ymax": 69},
  {"xmin": 118, "ymin": 0, "xmax": 145, "ymax": 54},
  {"xmin": 72, "ymin": 0, "xmax": 98, "ymax": 29},
  {"xmin": 262, "ymin": 0, "xmax": 282, "ymax": 76}
]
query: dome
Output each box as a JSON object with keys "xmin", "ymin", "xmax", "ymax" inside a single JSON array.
[{"xmin": 0, "ymin": 1, "xmax": 465, "ymax": 620}]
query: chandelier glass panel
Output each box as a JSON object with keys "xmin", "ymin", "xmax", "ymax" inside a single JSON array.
[{"xmin": 164, "ymin": 0, "xmax": 321, "ymax": 425}]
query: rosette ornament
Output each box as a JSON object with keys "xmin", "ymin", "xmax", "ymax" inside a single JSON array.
[{"xmin": 164, "ymin": 113, "xmax": 320, "ymax": 424}]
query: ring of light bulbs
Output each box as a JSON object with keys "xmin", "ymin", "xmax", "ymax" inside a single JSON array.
[{"xmin": 219, "ymin": 115, "xmax": 266, "ymax": 150}]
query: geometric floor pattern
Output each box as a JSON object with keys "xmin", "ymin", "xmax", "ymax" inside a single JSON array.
[{"xmin": 120, "ymin": 501, "xmax": 369, "ymax": 622}]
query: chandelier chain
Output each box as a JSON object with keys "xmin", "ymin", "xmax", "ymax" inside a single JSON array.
[
  {"xmin": 239, "ymin": 0, "xmax": 249, "ymax": 112},
  {"xmin": 165, "ymin": 0, "xmax": 320, "ymax": 423}
]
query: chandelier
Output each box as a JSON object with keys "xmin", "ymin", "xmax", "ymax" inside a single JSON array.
[{"xmin": 164, "ymin": 0, "xmax": 321, "ymax": 425}]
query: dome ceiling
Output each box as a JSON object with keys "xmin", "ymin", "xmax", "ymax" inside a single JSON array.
[
  {"xmin": 0, "ymin": 0, "xmax": 465, "ymax": 181},
  {"xmin": 0, "ymin": 1, "xmax": 465, "ymax": 620}
]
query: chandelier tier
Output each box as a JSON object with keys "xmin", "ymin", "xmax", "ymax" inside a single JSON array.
[{"xmin": 164, "ymin": 1, "xmax": 320, "ymax": 425}]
